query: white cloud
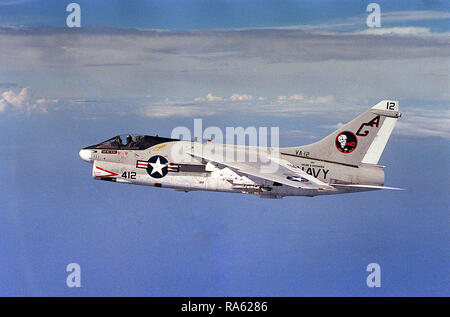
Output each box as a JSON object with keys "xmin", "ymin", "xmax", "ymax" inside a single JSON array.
[
  {"xmin": 0, "ymin": 87, "xmax": 57, "ymax": 113},
  {"xmin": 321, "ymin": 122, "xmax": 345, "ymax": 130},
  {"xmin": 382, "ymin": 10, "xmax": 450, "ymax": 23},
  {"xmin": 0, "ymin": 26, "xmax": 447, "ymax": 126},
  {"xmin": 194, "ymin": 93, "xmax": 222, "ymax": 103},
  {"xmin": 322, "ymin": 108, "xmax": 450, "ymax": 139},
  {"xmin": 396, "ymin": 121, "xmax": 450, "ymax": 139},
  {"xmin": 140, "ymin": 105, "xmax": 203, "ymax": 118},
  {"xmin": 289, "ymin": 94, "xmax": 305, "ymax": 101},
  {"xmin": 230, "ymin": 93, "xmax": 253, "ymax": 102},
  {"xmin": 0, "ymin": 87, "xmax": 28, "ymax": 111},
  {"xmin": 193, "ymin": 97, "xmax": 206, "ymax": 102},
  {"xmin": 308, "ymin": 95, "xmax": 334, "ymax": 104},
  {"xmin": 395, "ymin": 110, "xmax": 450, "ymax": 139},
  {"xmin": 291, "ymin": 10, "xmax": 450, "ymax": 33},
  {"xmin": 280, "ymin": 129, "xmax": 317, "ymax": 139},
  {"xmin": 357, "ymin": 27, "xmax": 432, "ymax": 36},
  {"xmin": 138, "ymin": 101, "xmax": 218, "ymax": 118},
  {"xmin": 136, "ymin": 93, "xmax": 344, "ymax": 119},
  {"xmin": 0, "ymin": 26, "xmax": 447, "ymax": 103},
  {"xmin": 205, "ymin": 93, "xmax": 222, "ymax": 102},
  {"xmin": 275, "ymin": 94, "xmax": 334, "ymax": 105}
]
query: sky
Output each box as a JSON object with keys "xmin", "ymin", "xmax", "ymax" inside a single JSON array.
[{"xmin": 0, "ymin": 0, "xmax": 448, "ymax": 296}]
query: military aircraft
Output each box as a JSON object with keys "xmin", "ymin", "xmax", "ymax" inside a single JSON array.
[{"xmin": 79, "ymin": 100, "xmax": 402, "ymax": 198}]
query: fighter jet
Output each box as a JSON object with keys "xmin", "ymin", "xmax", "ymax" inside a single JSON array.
[{"xmin": 79, "ymin": 100, "xmax": 402, "ymax": 198}]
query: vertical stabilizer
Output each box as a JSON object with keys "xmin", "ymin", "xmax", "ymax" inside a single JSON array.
[{"xmin": 283, "ymin": 100, "xmax": 401, "ymax": 166}]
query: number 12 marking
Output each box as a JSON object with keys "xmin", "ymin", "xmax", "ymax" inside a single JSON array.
[{"xmin": 386, "ymin": 102, "xmax": 395, "ymax": 110}]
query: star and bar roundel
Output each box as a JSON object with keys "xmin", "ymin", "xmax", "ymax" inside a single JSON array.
[{"xmin": 136, "ymin": 155, "xmax": 179, "ymax": 178}]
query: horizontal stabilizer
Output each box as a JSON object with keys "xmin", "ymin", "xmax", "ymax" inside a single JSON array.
[{"xmin": 332, "ymin": 184, "xmax": 404, "ymax": 190}]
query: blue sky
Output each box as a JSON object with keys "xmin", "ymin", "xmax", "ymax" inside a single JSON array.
[
  {"xmin": 0, "ymin": 0, "xmax": 448, "ymax": 296},
  {"xmin": 1, "ymin": 0, "xmax": 449, "ymax": 31}
]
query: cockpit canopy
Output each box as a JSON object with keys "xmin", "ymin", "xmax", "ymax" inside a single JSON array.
[{"xmin": 86, "ymin": 134, "xmax": 177, "ymax": 150}]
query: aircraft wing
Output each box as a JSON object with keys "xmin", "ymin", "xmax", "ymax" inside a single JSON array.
[{"xmin": 187, "ymin": 150, "xmax": 334, "ymax": 191}]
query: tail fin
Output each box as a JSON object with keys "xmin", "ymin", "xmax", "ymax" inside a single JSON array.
[{"xmin": 287, "ymin": 100, "xmax": 401, "ymax": 166}]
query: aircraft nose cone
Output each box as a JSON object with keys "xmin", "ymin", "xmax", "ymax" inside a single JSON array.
[{"xmin": 79, "ymin": 149, "xmax": 92, "ymax": 162}]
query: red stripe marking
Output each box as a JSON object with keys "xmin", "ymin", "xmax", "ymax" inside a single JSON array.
[{"xmin": 95, "ymin": 166, "xmax": 118, "ymax": 177}]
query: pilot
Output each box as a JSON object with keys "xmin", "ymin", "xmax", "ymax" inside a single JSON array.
[
  {"xmin": 115, "ymin": 136, "xmax": 123, "ymax": 147},
  {"xmin": 126, "ymin": 135, "xmax": 133, "ymax": 147}
]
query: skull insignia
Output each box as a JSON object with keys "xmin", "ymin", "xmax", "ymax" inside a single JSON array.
[
  {"xmin": 337, "ymin": 134, "xmax": 347, "ymax": 148},
  {"xmin": 335, "ymin": 131, "xmax": 357, "ymax": 153}
]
